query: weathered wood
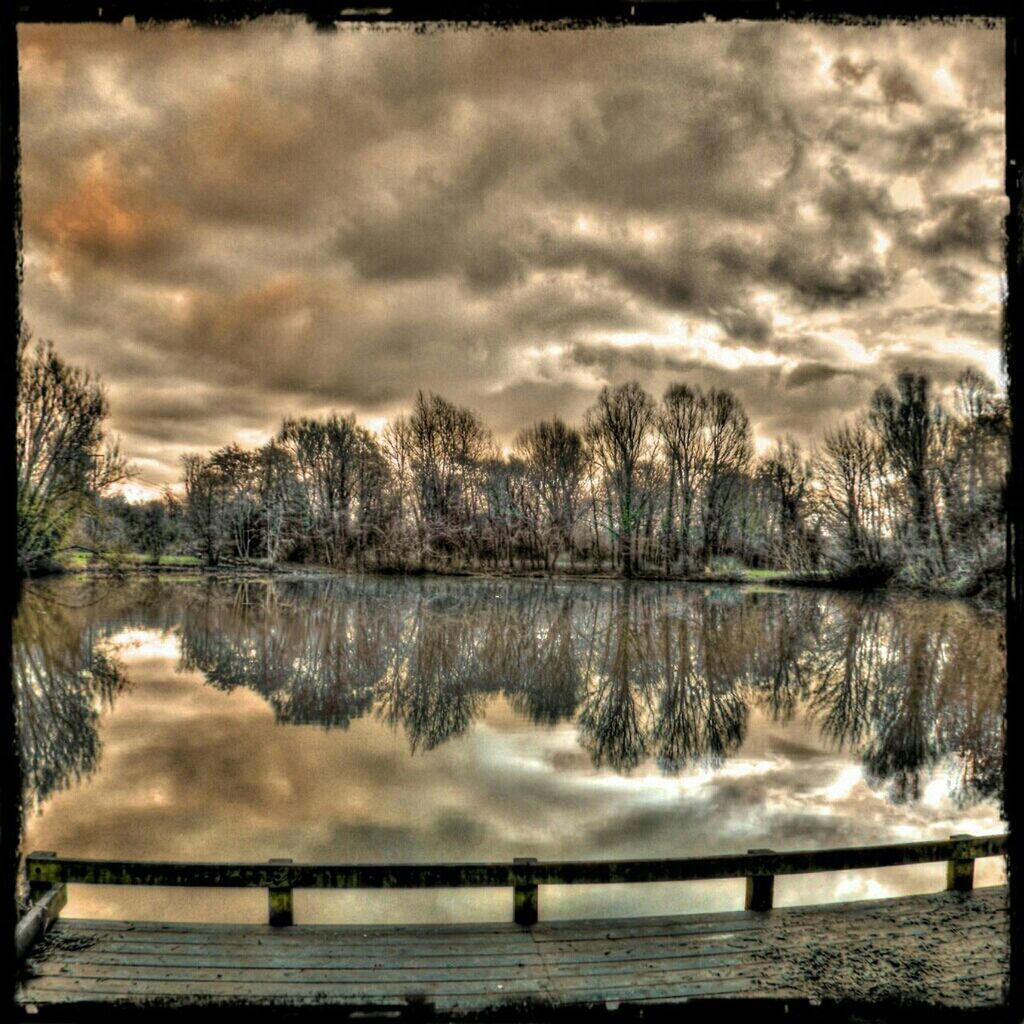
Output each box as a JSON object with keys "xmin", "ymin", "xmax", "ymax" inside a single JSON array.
[
  {"xmin": 946, "ymin": 833, "xmax": 976, "ymax": 893},
  {"xmin": 57, "ymin": 917, "xmax": 535, "ymax": 939},
  {"xmin": 16, "ymin": 887, "xmax": 1008, "ymax": 1012},
  {"xmin": 15, "ymin": 883, "xmax": 67, "ymax": 962},
  {"xmin": 512, "ymin": 857, "xmax": 538, "ymax": 926},
  {"xmin": 26, "ymin": 961, "xmax": 553, "ymax": 985},
  {"xmin": 30, "ymin": 948, "xmax": 549, "ymax": 971},
  {"xmin": 744, "ymin": 847, "xmax": 774, "ymax": 911},
  {"xmin": 34, "ymin": 944, "xmax": 751, "ymax": 972},
  {"xmin": 267, "ymin": 858, "xmax": 293, "ymax": 927},
  {"xmin": 24, "ymin": 833, "xmax": 1008, "ymax": 893},
  {"xmin": 18, "ymin": 974, "xmax": 548, "ymax": 997},
  {"xmin": 28, "ymin": 851, "xmax": 58, "ymax": 904}
]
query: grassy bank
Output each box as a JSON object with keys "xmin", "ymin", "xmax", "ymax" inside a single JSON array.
[
  {"xmin": 55, "ymin": 553, "xmax": 1005, "ymax": 607},
  {"xmin": 61, "ymin": 551, "xmax": 201, "ymax": 569}
]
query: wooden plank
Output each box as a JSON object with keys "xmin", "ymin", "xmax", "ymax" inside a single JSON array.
[
  {"xmin": 17, "ymin": 976, "xmax": 547, "ymax": 997},
  {"xmin": 36, "ymin": 942, "xmax": 552, "ymax": 966},
  {"xmin": 24, "ymin": 834, "xmax": 1008, "ymax": 891},
  {"xmin": 51, "ymin": 921, "xmax": 761, "ymax": 949},
  {"xmin": 45, "ymin": 929, "xmax": 540, "ymax": 954},
  {"xmin": 42, "ymin": 925, "xmax": 531, "ymax": 944},
  {"xmin": 26, "ymin": 963, "xmax": 550, "ymax": 985},
  {"xmin": 34, "ymin": 937, "xmax": 766, "ymax": 969},
  {"xmin": 35, "ymin": 942, "xmax": 536, "ymax": 962},
  {"xmin": 55, "ymin": 918, "xmax": 535, "ymax": 940},
  {"xmin": 28, "ymin": 948, "xmax": 762, "ymax": 981}
]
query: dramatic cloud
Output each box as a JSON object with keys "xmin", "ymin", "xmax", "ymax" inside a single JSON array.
[{"xmin": 18, "ymin": 18, "xmax": 1006, "ymax": 495}]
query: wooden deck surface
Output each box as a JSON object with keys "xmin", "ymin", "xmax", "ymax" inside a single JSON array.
[{"xmin": 15, "ymin": 885, "xmax": 1008, "ymax": 1016}]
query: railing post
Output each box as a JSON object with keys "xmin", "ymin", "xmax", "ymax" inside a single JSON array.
[
  {"xmin": 744, "ymin": 849, "xmax": 775, "ymax": 912},
  {"xmin": 268, "ymin": 858, "xmax": 294, "ymax": 926},
  {"xmin": 27, "ymin": 851, "xmax": 58, "ymax": 905},
  {"xmin": 513, "ymin": 857, "xmax": 538, "ymax": 926},
  {"xmin": 947, "ymin": 834, "xmax": 975, "ymax": 893}
]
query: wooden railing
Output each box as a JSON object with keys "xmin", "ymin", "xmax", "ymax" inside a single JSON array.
[{"xmin": 24, "ymin": 832, "xmax": 1007, "ymax": 933}]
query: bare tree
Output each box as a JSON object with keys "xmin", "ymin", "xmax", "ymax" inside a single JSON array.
[
  {"xmin": 181, "ymin": 453, "xmax": 230, "ymax": 566},
  {"xmin": 515, "ymin": 418, "xmax": 585, "ymax": 569},
  {"xmin": 279, "ymin": 414, "xmax": 386, "ymax": 567},
  {"xmin": 584, "ymin": 382, "xmax": 656, "ymax": 578},
  {"xmin": 400, "ymin": 392, "xmax": 492, "ymax": 567},
  {"xmin": 869, "ymin": 372, "xmax": 938, "ymax": 551},
  {"xmin": 815, "ymin": 421, "xmax": 890, "ymax": 571},
  {"xmin": 701, "ymin": 388, "xmax": 751, "ymax": 562},
  {"xmin": 256, "ymin": 441, "xmax": 299, "ymax": 565},
  {"xmin": 657, "ymin": 383, "xmax": 708, "ymax": 571},
  {"xmin": 944, "ymin": 369, "xmax": 1008, "ymax": 556},
  {"xmin": 757, "ymin": 437, "xmax": 813, "ymax": 569},
  {"xmin": 209, "ymin": 444, "xmax": 261, "ymax": 562},
  {"xmin": 16, "ymin": 333, "xmax": 125, "ymax": 576}
]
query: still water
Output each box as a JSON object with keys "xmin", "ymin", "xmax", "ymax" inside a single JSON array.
[{"xmin": 15, "ymin": 574, "xmax": 1006, "ymax": 924}]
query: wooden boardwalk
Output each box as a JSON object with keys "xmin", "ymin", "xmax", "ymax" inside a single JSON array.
[{"xmin": 15, "ymin": 886, "xmax": 1008, "ymax": 1016}]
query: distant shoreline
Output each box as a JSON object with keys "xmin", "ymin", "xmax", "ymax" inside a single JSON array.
[{"xmin": 48, "ymin": 557, "xmax": 1005, "ymax": 609}]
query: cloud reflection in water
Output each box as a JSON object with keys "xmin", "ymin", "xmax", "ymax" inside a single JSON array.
[{"xmin": 17, "ymin": 576, "xmax": 1005, "ymax": 924}]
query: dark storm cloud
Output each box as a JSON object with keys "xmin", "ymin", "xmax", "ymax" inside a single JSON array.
[
  {"xmin": 568, "ymin": 341, "xmax": 704, "ymax": 379},
  {"xmin": 766, "ymin": 245, "xmax": 892, "ymax": 307},
  {"xmin": 892, "ymin": 110, "xmax": 990, "ymax": 177},
  {"xmin": 902, "ymin": 191, "xmax": 1005, "ymax": 262},
  {"xmin": 815, "ymin": 164, "xmax": 897, "ymax": 244},
  {"xmin": 18, "ymin": 19, "xmax": 1005, "ymax": 491},
  {"xmin": 112, "ymin": 383, "xmax": 296, "ymax": 448},
  {"xmin": 924, "ymin": 263, "xmax": 977, "ymax": 304},
  {"xmin": 784, "ymin": 363, "xmax": 856, "ymax": 391}
]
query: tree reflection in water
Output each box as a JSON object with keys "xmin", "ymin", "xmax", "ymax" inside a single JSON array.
[
  {"xmin": 175, "ymin": 578, "xmax": 1003, "ymax": 804},
  {"xmin": 16, "ymin": 577, "xmax": 1005, "ymax": 808},
  {"xmin": 13, "ymin": 584, "xmax": 130, "ymax": 809}
]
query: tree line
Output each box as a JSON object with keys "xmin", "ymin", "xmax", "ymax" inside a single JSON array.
[
  {"xmin": 170, "ymin": 370, "xmax": 1008, "ymax": 592},
  {"xmin": 16, "ymin": 329, "xmax": 1008, "ymax": 593}
]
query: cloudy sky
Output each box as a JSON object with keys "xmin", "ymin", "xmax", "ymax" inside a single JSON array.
[{"xmin": 18, "ymin": 18, "xmax": 1005, "ymax": 498}]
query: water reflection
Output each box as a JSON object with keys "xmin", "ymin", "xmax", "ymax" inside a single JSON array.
[
  {"xmin": 171, "ymin": 578, "xmax": 1003, "ymax": 803},
  {"xmin": 14, "ymin": 585, "xmax": 129, "ymax": 809},
  {"xmin": 15, "ymin": 576, "xmax": 1004, "ymax": 814}
]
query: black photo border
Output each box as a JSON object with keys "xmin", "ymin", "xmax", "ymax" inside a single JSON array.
[{"xmin": 1, "ymin": 3, "xmax": 1019, "ymax": 1021}]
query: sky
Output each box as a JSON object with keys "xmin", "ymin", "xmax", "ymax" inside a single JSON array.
[{"xmin": 18, "ymin": 17, "xmax": 1006, "ymax": 500}]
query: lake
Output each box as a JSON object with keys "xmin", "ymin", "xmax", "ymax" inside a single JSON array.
[{"xmin": 14, "ymin": 574, "xmax": 1006, "ymax": 925}]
